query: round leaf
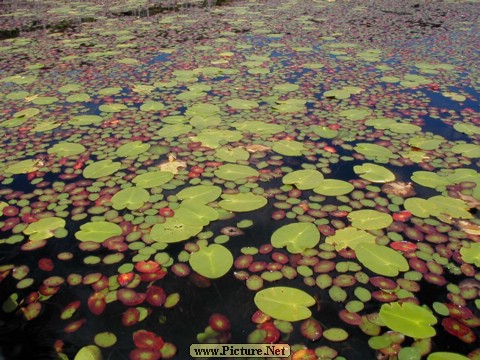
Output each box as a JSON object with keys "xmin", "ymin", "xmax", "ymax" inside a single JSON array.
[
  {"xmin": 75, "ymin": 221, "xmax": 122, "ymax": 242},
  {"xmin": 132, "ymin": 171, "xmax": 174, "ymax": 188},
  {"xmin": 111, "ymin": 187, "xmax": 150, "ymax": 210},
  {"xmin": 254, "ymin": 287, "xmax": 316, "ymax": 321},
  {"xmin": 356, "ymin": 243, "xmax": 409, "ymax": 277},
  {"xmin": 219, "ymin": 193, "xmax": 268, "ymax": 212},
  {"xmin": 177, "ymin": 185, "xmax": 222, "ymax": 204},
  {"xmin": 150, "ymin": 218, "xmax": 202, "ymax": 243},
  {"xmin": 189, "ymin": 244, "xmax": 233, "ymax": 279},
  {"xmin": 214, "ymin": 164, "xmax": 259, "ymax": 181},
  {"xmin": 271, "ymin": 222, "xmax": 320, "ymax": 254},
  {"xmin": 348, "ymin": 210, "xmax": 393, "ymax": 230},
  {"xmin": 313, "ymin": 179, "xmax": 354, "ymax": 196},
  {"xmin": 282, "ymin": 169, "xmax": 324, "ymax": 190},
  {"xmin": 83, "ymin": 160, "xmax": 121, "ymax": 179},
  {"xmin": 354, "ymin": 163, "xmax": 395, "ymax": 183}
]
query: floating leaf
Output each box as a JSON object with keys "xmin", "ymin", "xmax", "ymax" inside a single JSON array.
[
  {"xmin": 348, "ymin": 210, "xmax": 393, "ymax": 230},
  {"xmin": 116, "ymin": 141, "xmax": 151, "ymax": 157},
  {"xmin": 175, "ymin": 202, "xmax": 219, "ymax": 226},
  {"xmin": 272, "ymin": 99, "xmax": 306, "ymax": 113},
  {"xmin": 218, "ymin": 193, "xmax": 268, "ymax": 212},
  {"xmin": 356, "ymin": 243, "xmax": 409, "ymax": 277},
  {"xmin": 150, "ymin": 218, "xmax": 202, "ymax": 243},
  {"xmin": 189, "ymin": 244, "xmax": 233, "ymax": 279},
  {"xmin": 23, "ymin": 217, "xmax": 66, "ymax": 241},
  {"xmin": 232, "ymin": 121, "xmax": 285, "ymax": 135},
  {"xmin": 339, "ymin": 108, "xmax": 372, "ymax": 120},
  {"xmin": 451, "ymin": 144, "xmax": 480, "ymax": 158},
  {"xmin": 32, "ymin": 121, "xmax": 60, "ymax": 132},
  {"xmin": 132, "ymin": 171, "xmax": 174, "ymax": 188},
  {"xmin": 282, "ymin": 169, "xmax": 324, "ymax": 190},
  {"xmin": 177, "ymin": 185, "xmax": 222, "ymax": 204},
  {"xmin": 190, "ymin": 129, "xmax": 242, "ymax": 148},
  {"xmin": 325, "ymin": 227, "xmax": 376, "ymax": 251},
  {"xmin": 226, "ymin": 98, "xmax": 259, "ymax": 110},
  {"xmin": 460, "ymin": 243, "xmax": 480, "ymax": 267},
  {"xmin": 111, "ymin": 187, "xmax": 150, "ymax": 210},
  {"xmin": 66, "ymin": 93, "xmax": 91, "ymax": 102},
  {"xmin": 185, "ymin": 103, "xmax": 220, "ymax": 117},
  {"xmin": 48, "ymin": 142, "xmax": 86, "ymax": 157},
  {"xmin": 411, "ymin": 171, "xmax": 451, "ymax": 188},
  {"xmin": 404, "ymin": 198, "xmax": 431, "ymax": 218},
  {"xmin": 74, "ymin": 345, "xmax": 103, "ymax": 360},
  {"xmin": 354, "ymin": 163, "xmax": 395, "ymax": 183},
  {"xmin": 310, "ymin": 126, "xmax": 338, "ymax": 139},
  {"xmin": 99, "ymin": 103, "xmax": 128, "ymax": 113},
  {"xmin": 83, "ymin": 160, "xmax": 121, "ymax": 179},
  {"xmin": 254, "ymin": 287, "xmax": 316, "ymax": 321},
  {"xmin": 214, "ymin": 164, "xmax": 259, "ymax": 181},
  {"xmin": 379, "ymin": 302, "xmax": 437, "ymax": 339},
  {"xmin": 428, "ymin": 195, "xmax": 472, "ymax": 219},
  {"xmin": 272, "ymin": 140, "xmax": 306, "ymax": 156},
  {"xmin": 271, "ymin": 222, "xmax": 320, "ymax": 254},
  {"xmin": 408, "ymin": 137, "xmax": 444, "ymax": 151},
  {"xmin": 427, "ymin": 353, "xmax": 470, "ymax": 360},
  {"xmin": 157, "ymin": 124, "xmax": 192, "ymax": 138},
  {"xmin": 313, "ymin": 179, "xmax": 354, "ymax": 196},
  {"xmin": 354, "ymin": 143, "xmax": 396, "ymax": 159},
  {"xmin": 139, "ymin": 101, "xmax": 165, "ymax": 111},
  {"xmin": 453, "ymin": 123, "xmax": 480, "ymax": 136},
  {"xmin": 69, "ymin": 115, "xmax": 103, "ymax": 126},
  {"xmin": 75, "ymin": 221, "xmax": 122, "ymax": 242},
  {"xmin": 215, "ymin": 147, "xmax": 250, "ymax": 162},
  {"xmin": 5, "ymin": 159, "xmax": 39, "ymax": 174}
]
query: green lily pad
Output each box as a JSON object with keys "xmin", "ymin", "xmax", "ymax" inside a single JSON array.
[
  {"xmin": 99, "ymin": 103, "xmax": 128, "ymax": 113},
  {"xmin": 31, "ymin": 96, "xmax": 58, "ymax": 105},
  {"xmin": 356, "ymin": 243, "xmax": 409, "ymax": 277},
  {"xmin": 23, "ymin": 217, "xmax": 66, "ymax": 241},
  {"xmin": 348, "ymin": 210, "xmax": 393, "ymax": 230},
  {"xmin": 408, "ymin": 137, "xmax": 444, "ymax": 151},
  {"xmin": 74, "ymin": 345, "xmax": 103, "ymax": 360},
  {"xmin": 453, "ymin": 123, "xmax": 480, "ymax": 136},
  {"xmin": 1, "ymin": 118, "xmax": 27, "ymax": 128},
  {"xmin": 66, "ymin": 93, "xmax": 91, "ymax": 102},
  {"xmin": 428, "ymin": 195, "xmax": 472, "ymax": 219},
  {"xmin": 190, "ymin": 129, "xmax": 242, "ymax": 148},
  {"xmin": 254, "ymin": 287, "xmax": 316, "ymax": 321},
  {"xmin": 379, "ymin": 302, "xmax": 437, "ymax": 339},
  {"xmin": 48, "ymin": 142, "xmax": 86, "ymax": 157},
  {"xmin": 150, "ymin": 218, "xmax": 202, "ymax": 243},
  {"xmin": 111, "ymin": 187, "xmax": 150, "ymax": 210},
  {"xmin": 214, "ymin": 164, "xmax": 259, "ymax": 181},
  {"xmin": 218, "ymin": 193, "xmax": 268, "ymax": 212},
  {"xmin": 427, "ymin": 353, "xmax": 469, "ymax": 360},
  {"xmin": 83, "ymin": 160, "xmax": 121, "ymax": 179},
  {"xmin": 32, "ymin": 121, "xmax": 61, "ymax": 132},
  {"xmin": 365, "ymin": 118, "xmax": 397, "ymax": 129},
  {"xmin": 325, "ymin": 227, "xmax": 376, "ymax": 251},
  {"xmin": 132, "ymin": 171, "xmax": 174, "ymax": 188},
  {"xmin": 177, "ymin": 185, "xmax": 222, "ymax": 203},
  {"xmin": 174, "ymin": 202, "xmax": 219, "ymax": 226},
  {"xmin": 189, "ymin": 244, "xmax": 233, "ymax": 279},
  {"xmin": 273, "ymin": 83, "xmax": 299, "ymax": 92},
  {"xmin": 310, "ymin": 126, "xmax": 339, "ymax": 139},
  {"xmin": 354, "ymin": 163, "xmax": 395, "ymax": 183},
  {"xmin": 411, "ymin": 171, "xmax": 451, "ymax": 188},
  {"xmin": 232, "ymin": 121, "xmax": 285, "ymax": 135},
  {"xmin": 271, "ymin": 222, "xmax": 320, "ymax": 254},
  {"xmin": 313, "ymin": 179, "xmax": 354, "ymax": 196},
  {"xmin": 272, "ymin": 99, "xmax": 306, "ymax": 113},
  {"xmin": 116, "ymin": 141, "xmax": 151, "ymax": 157},
  {"xmin": 339, "ymin": 108, "xmax": 372, "ymax": 120},
  {"xmin": 404, "ymin": 198, "xmax": 431, "ymax": 218},
  {"xmin": 272, "ymin": 140, "xmax": 306, "ymax": 156},
  {"xmin": 69, "ymin": 115, "xmax": 103, "ymax": 126},
  {"xmin": 58, "ymin": 84, "xmax": 82, "ymax": 93},
  {"xmin": 75, "ymin": 221, "xmax": 122, "ymax": 242},
  {"xmin": 98, "ymin": 87, "xmax": 122, "ymax": 96},
  {"xmin": 227, "ymin": 98, "xmax": 259, "ymax": 109},
  {"xmin": 185, "ymin": 103, "xmax": 220, "ymax": 117},
  {"xmin": 189, "ymin": 115, "xmax": 221, "ymax": 129},
  {"xmin": 388, "ymin": 123, "xmax": 422, "ymax": 134},
  {"xmin": 13, "ymin": 108, "xmax": 40, "ymax": 119},
  {"xmin": 354, "ymin": 143, "xmax": 396, "ymax": 159},
  {"xmin": 215, "ymin": 147, "xmax": 250, "ymax": 162},
  {"xmin": 157, "ymin": 124, "xmax": 192, "ymax": 138},
  {"xmin": 140, "ymin": 101, "xmax": 165, "ymax": 111},
  {"xmin": 282, "ymin": 169, "xmax": 325, "ymax": 190},
  {"xmin": 5, "ymin": 159, "xmax": 39, "ymax": 174},
  {"xmin": 460, "ymin": 243, "xmax": 480, "ymax": 267},
  {"xmin": 451, "ymin": 143, "xmax": 480, "ymax": 158}
]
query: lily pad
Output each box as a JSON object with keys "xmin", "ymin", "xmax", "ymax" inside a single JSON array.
[
  {"xmin": 411, "ymin": 172, "xmax": 451, "ymax": 188},
  {"xmin": 325, "ymin": 227, "xmax": 376, "ymax": 251},
  {"xmin": 379, "ymin": 302, "xmax": 437, "ymax": 339},
  {"xmin": 339, "ymin": 108, "xmax": 372, "ymax": 120},
  {"xmin": 150, "ymin": 218, "xmax": 202, "ymax": 243},
  {"xmin": 355, "ymin": 243, "xmax": 409, "ymax": 277},
  {"xmin": 218, "ymin": 193, "xmax": 268, "ymax": 212},
  {"xmin": 348, "ymin": 210, "xmax": 393, "ymax": 230},
  {"xmin": 75, "ymin": 221, "xmax": 122, "ymax": 242},
  {"xmin": 226, "ymin": 98, "xmax": 259, "ymax": 110},
  {"xmin": 451, "ymin": 144, "xmax": 480, "ymax": 158},
  {"xmin": 189, "ymin": 244, "xmax": 233, "ymax": 279},
  {"xmin": 311, "ymin": 126, "xmax": 339, "ymax": 139},
  {"xmin": 23, "ymin": 217, "xmax": 66, "ymax": 241},
  {"xmin": 427, "ymin": 353, "xmax": 469, "ymax": 360},
  {"xmin": 174, "ymin": 202, "xmax": 219, "ymax": 226},
  {"xmin": 132, "ymin": 171, "xmax": 174, "ymax": 188},
  {"xmin": 139, "ymin": 101, "xmax": 165, "ymax": 111},
  {"xmin": 5, "ymin": 159, "xmax": 39, "ymax": 174},
  {"xmin": 460, "ymin": 243, "xmax": 480, "ymax": 267},
  {"xmin": 190, "ymin": 129, "xmax": 242, "ymax": 148},
  {"xmin": 83, "ymin": 160, "xmax": 121, "ymax": 179},
  {"xmin": 48, "ymin": 142, "xmax": 86, "ymax": 157},
  {"xmin": 69, "ymin": 115, "xmax": 103, "ymax": 126},
  {"xmin": 111, "ymin": 187, "xmax": 150, "ymax": 210},
  {"xmin": 214, "ymin": 164, "xmax": 259, "ymax": 181},
  {"xmin": 272, "ymin": 140, "xmax": 306, "ymax": 156},
  {"xmin": 215, "ymin": 147, "xmax": 250, "ymax": 162},
  {"xmin": 313, "ymin": 179, "xmax": 354, "ymax": 196},
  {"xmin": 254, "ymin": 287, "xmax": 316, "ymax": 321},
  {"xmin": 99, "ymin": 103, "xmax": 128, "ymax": 113},
  {"xmin": 157, "ymin": 124, "xmax": 192, "ymax": 138},
  {"xmin": 177, "ymin": 185, "xmax": 222, "ymax": 204},
  {"xmin": 116, "ymin": 141, "xmax": 151, "ymax": 157},
  {"xmin": 354, "ymin": 163, "xmax": 395, "ymax": 183},
  {"xmin": 282, "ymin": 169, "xmax": 324, "ymax": 190},
  {"xmin": 271, "ymin": 222, "xmax": 320, "ymax": 254},
  {"xmin": 74, "ymin": 345, "xmax": 103, "ymax": 360},
  {"xmin": 354, "ymin": 143, "xmax": 396, "ymax": 159},
  {"xmin": 232, "ymin": 121, "xmax": 285, "ymax": 135}
]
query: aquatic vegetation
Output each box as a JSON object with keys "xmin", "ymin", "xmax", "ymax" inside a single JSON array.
[{"xmin": 0, "ymin": 0, "xmax": 479, "ymax": 359}]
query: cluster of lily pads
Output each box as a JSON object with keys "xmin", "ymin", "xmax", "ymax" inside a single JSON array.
[{"xmin": 0, "ymin": 0, "xmax": 479, "ymax": 359}]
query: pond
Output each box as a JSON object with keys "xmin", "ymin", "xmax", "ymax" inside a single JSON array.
[{"xmin": 0, "ymin": 0, "xmax": 479, "ymax": 359}]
